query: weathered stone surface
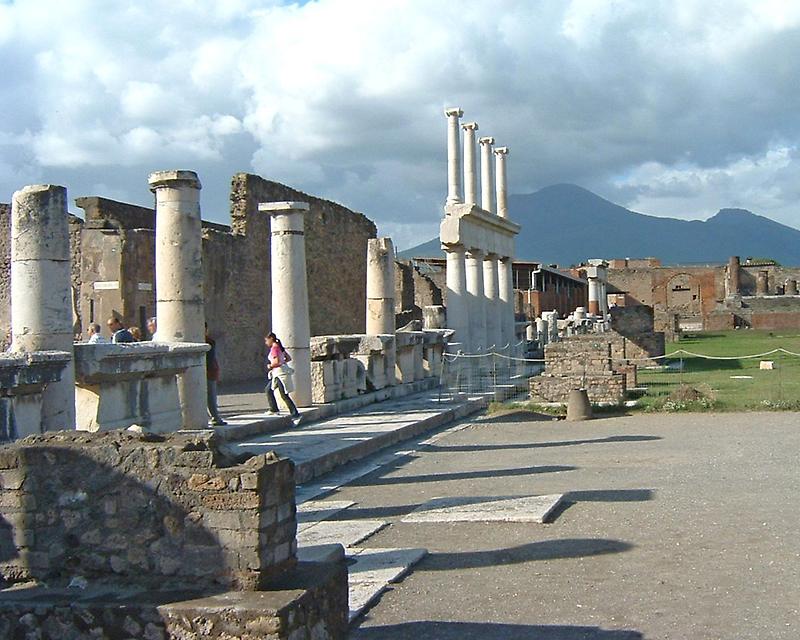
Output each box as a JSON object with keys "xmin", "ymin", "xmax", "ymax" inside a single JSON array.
[{"xmin": 402, "ymin": 495, "xmax": 563, "ymax": 524}]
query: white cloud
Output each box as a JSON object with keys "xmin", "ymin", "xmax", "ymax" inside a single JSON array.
[{"xmin": 1, "ymin": 0, "xmax": 800, "ymax": 246}]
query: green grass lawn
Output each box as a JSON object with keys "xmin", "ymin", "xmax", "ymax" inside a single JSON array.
[{"xmin": 637, "ymin": 330, "xmax": 800, "ymax": 411}]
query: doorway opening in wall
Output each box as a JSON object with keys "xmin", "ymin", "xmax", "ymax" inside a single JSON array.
[{"xmin": 89, "ymin": 299, "xmax": 95, "ymax": 323}]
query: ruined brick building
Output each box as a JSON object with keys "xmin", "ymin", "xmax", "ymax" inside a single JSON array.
[{"xmin": 1, "ymin": 174, "xmax": 376, "ymax": 381}]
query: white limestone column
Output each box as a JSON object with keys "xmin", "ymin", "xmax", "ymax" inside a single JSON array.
[
  {"xmin": 260, "ymin": 201, "xmax": 313, "ymax": 407},
  {"xmin": 445, "ymin": 244, "xmax": 470, "ymax": 352},
  {"xmin": 494, "ymin": 146, "xmax": 509, "ymax": 219},
  {"xmin": 149, "ymin": 170, "xmax": 207, "ymax": 429},
  {"xmin": 10, "ymin": 184, "xmax": 76, "ymax": 431},
  {"xmin": 462, "ymin": 122, "xmax": 479, "ymax": 206},
  {"xmin": 498, "ymin": 257, "xmax": 515, "ymax": 349},
  {"xmin": 587, "ymin": 278, "xmax": 601, "ymax": 316},
  {"xmin": 465, "ymin": 248, "xmax": 487, "ymax": 352},
  {"xmin": 479, "ymin": 137, "xmax": 495, "ymax": 213},
  {"xmin": 445, "ymin": 107, "xmax": 464, "ymax": 206},
  {"xmin": 483, "ymin": 254, "xmax": 501, "ymax": 350},
  {"xmin": 366, "ymin": 237, "xmax": 396, "ymax": 335}
]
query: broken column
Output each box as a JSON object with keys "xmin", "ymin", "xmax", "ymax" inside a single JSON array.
[
  {"xmin": 726, "ymin": 256, "xmax": 741, "ymax": 297},
  {"xmin": 445, "ymin": 107, "xmax": 464, "ymax": 206},
  {"xmin": 483, "ymin": 253, "xmax": 501, "ymax": 349},
  {"xmin": 10, "ymin": 184, "xmax": 76, "ymax": 431},
  {"xmin": 366, "ymin": 237, "xmax": 396, "ymax": 335},
  {"xmin": 785, "ymin": 279, "xmax": 798, "ymax": 296},
  {"xmin": 445, "ymin": 243, "xmax": 470, "ymax": 351},
  {"xmin": 149, "ymin": 170, "xmax": 207, "ymax": 429},
  {"xmin": 260, "ymin": 201, "xmax": 312, "ymax": 407},
  {"xmin": 756, "ymin": 270, "xmax": 769, "ymax": 297},
  {"xmin": 479, "ymin": 136, "xmax": 495, "ymax": 213},
  {"xmin": 462, "ymin": 122, "xmax": 479, "ymax": 206},
  {"xmin": 494, "ymin": 146, "xmax": 509, "ymax": 218},
  {"xmin": 466, "ymin": 248, "xmax": 487, "ymax": 351},
  {"xmin": 587, "ymin": 274, "xmax": 601, "ymax": 316}
]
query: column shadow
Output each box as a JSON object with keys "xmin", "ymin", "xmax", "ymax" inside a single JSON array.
[{"xmin": 353, "ymin": 621, "xmax": 644, "ymax": 639}]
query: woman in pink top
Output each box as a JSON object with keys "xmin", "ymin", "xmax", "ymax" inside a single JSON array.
[{"xmin": 264, "ymin": 332, "xmax": 300, "ymax": 419}]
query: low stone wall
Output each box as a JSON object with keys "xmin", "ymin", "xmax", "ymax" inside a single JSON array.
[
  {"xmin": 530, "ymin": 372, "xmax": 625, "ymax": 404},
  {"xmin": 0, "ymin": 430, "xmax": 296, "ymax": 591}
]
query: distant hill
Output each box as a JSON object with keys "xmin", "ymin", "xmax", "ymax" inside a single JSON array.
[{"xmin": 400, "ymin": 184, "xmax": 800, "ymax": 266}]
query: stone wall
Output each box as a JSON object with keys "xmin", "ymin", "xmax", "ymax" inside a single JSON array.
[
  {"xmin": 0, "ymin": 430, "xmax": 296, "ymax": 591},
  {"xmin": 530, "ymin": 372, "xmax": 625, "ymax": 404},
  {"xmin": 395, "ymin": 260, "xmax": 444, "ymax": 324},
  {"xmin": 609, "ymin": 305, "xmax": 666, "ymax": 361}
]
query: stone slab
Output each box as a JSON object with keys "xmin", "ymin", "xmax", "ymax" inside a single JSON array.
[
  {"xmin": 349, "ymin": 580, "xmax": 388, "ymax": 622},
  {"xmin": 347, "ymin": 547, "xmax": 427, "ymax": 584},
  {"xmin": 297, "ymin": 500, "xmax": 356, "ymax": 532},
  {"xmin": 297, "ymin": 519, "xmax": 388, "ymax": 548},
  {"xmin": 401, "ymin": 494, "xmax": 564, "ymax": 524}
]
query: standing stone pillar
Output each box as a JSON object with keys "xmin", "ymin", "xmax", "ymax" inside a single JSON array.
[
  {"xmin": 366, "ymin": 237, "xmax": 396, "ymax": 335},
  {"xmin": 756, "ymin": 271, "xmax": 769, "ymax": 297},
  {"xmin": 445, "ymin": 244, "xmax": 470, "ymax": 352},
  {"xmin": 445, "ymin": 107, "xmax": 464, "ymax": 206},
  {"xmin": 260, "ymin": 201, "xmax": 313, "ymax": 407},
  {"xmin": 465, "ymin": 248, "xmax": 487, "ymax": 351},
  {"xmin": 462, "ymin": 122, "xmax": 479, "ymax": 206},
  {"xmin": 727, "ymin": 256, "xmax": 741, "ymax": 297},
  {"xmin": 494, "ymin": 146, "xmax": 509, "ymax": 219},
  {"xmin": 10, "ymin": 185, "xmax": 76, "ymax": 431},
  {"xmin": 149, "ymin": 170, "xmax": 207, "ymax": 429},
  {"xmin": 785, "ymin": 279, "xmax": 798, "ymax": 296},
  {"xmin": 587, "ymin": 277, "xmax": 601, "ymax": 316},
  {"xmin": 483, "ymin": 254, "xmax": 501, "ymax": 349},
  {"xmin": 479, "ymin": 136, "xmax": 496, "ymax": 213},
  {"xmin": 498, "ymin": 257, "xmax": 515, "ymax": 349},
  {"xmin": 599, "ymin": 280, "xmax": 609, "ymax": 317}
]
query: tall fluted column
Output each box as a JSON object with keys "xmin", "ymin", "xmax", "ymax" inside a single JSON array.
[
  {"xmin": 150, "ymin": 170, "xmax": 207, "ymax": 429},
  {"xmin": 465, "ymin": 248, "xmax": 487, "ymax": 351},
  {"xmin": 445, "ymin": 244, "xmax": 470, "ymax": 351},
  {"xmin": 11, "ymin": 184, "xmax": 76, "ymax": 431},
  {"xmin": 462, "ymin": 122, "xmax": 479, "ymax": 206},
  {"xmin": 260, "ymin": 201, "xmax": 313, "ymax": 407},
  {"xmin": 498, "ymin": 257, "xmax": 515, "ymax": 348},
  {"xmin": 483, "ymin": 254, "xmax": 501, "ymax": 349},
  {"xmin": 479, "ymin": 136, "xmax": 495, "ymax": 213},
  {"xmin": 445, "ymin": 107, "xmax": 464, "ymax": 206},
  {"xmin": 366, "ymin": 237, "xmax": 396, "ymax": 335},
  {"xmin": 494, "ymin": 146, "xmax": 509, "ymax": 218}
]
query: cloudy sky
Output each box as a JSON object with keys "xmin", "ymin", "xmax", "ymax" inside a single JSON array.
[{"xmin": 2, "ymin": 0, "xmax": 799, "ymax": 248}]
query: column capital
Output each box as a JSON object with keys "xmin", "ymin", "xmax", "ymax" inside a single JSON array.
[
  {"xmin": 465, "ymin": 247, "xmax": 485, "ymax": 259},
  {"xmin": 479, "ymin": 136, "xmax": 495, "ymax": 146},
  {"xmin": 148, "ymin": 170, "xmax": 201, "ymax": 191},
  {"xmin": 258, "ymin": 201, "xmax": 310, "ymax": 214},
  {"xmin": 462, "ymin": 121, "xmax": 479, "ymax": 131},
  {"xmin": 494, "ymin": 146, "xmax": 509, "ymax": 156},
  {"xmin": 483, "ymin": 252, "xmax": 499, "ymax": 261},
  {"xmin": 442, "ymin": 242, "xmax": 466, "ymax": 253},
  {"xmin": 445, "ymin": 107, "xmax": 464, "ymax": 117}
]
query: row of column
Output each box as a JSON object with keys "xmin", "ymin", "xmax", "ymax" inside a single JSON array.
[
  {"xmin": 447, "ymin": 245, "xmax": 515, "ymax": 353},
  {"xmin": 445, "ymin": 108, "xmax": 509, "ymax": 217}
]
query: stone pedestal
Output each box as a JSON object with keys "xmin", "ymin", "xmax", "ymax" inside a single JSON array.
[
  {"xmin": 10, "ymin": 184, "xmax": 76, "ymax": 431},
  {"xmin": 149, "ymin": 170, "xmax": 207, "ymax": 429},
  {"xmin": 366, "ymin": 237, "xmax": 396, "ymax": 335},
  {"xmin": 395, "ymin": 331, "xmax": 425, "ymax": 383},
  {"xmin": 536, "ymin": 318, "xmax": 548, "ymax": 345},
  {"xmin": 445, "ymin": 244, "xmax": 470, "ymax": 352},
  {"xmin": 260, "ymin": 201, "xmax": 313, "ymax": 407},
  {"xmin": 465, "ymin": 249, "xmax": 487, "ymax": 352}
]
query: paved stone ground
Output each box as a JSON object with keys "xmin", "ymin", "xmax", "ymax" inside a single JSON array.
[{"xmin": 300, "ymin": 410, "xmax": 800, "ymax": 639}]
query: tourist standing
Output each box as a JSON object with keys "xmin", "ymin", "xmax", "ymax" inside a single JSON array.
[
  {"xmin": 107, "ymin": 317, "xmax": 134, "ymax": 344},
  {"xmin": 86, "ymin": 323, "xmax": 108, "ymax": 344},
  {"xmin": 206, "ymin": 325, "xmax": 227, "ymax": 426},
  {"xmin": 147, "ymin": 317, "xmax": 160, "ymax": 341},
  {"xmin": 264, "ymin": 332, "xmax": 300, "ymax": 420}
]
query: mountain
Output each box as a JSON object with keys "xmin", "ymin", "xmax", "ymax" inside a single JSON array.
[{"xmin": 400, "ymin": 184, "xmax": 800, "ymax": 266}]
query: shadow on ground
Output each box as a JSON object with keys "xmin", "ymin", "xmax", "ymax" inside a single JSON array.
[
  {"xmin": 425, "ymin": 434, "xmax": 661, "ymax": 453},
  {"xmin": 352, "ymin": 620, "xmax": 644, "ymax": 639},
  {"xmin": 348, "ymin": 464, "xmax": 577, "ymax": 487}
]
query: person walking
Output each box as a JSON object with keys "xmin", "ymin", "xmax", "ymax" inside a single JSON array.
[
  {"xmin": 86, "ymin": 323, "xmax": 108, "ymax": 344},
  {"xmin": 107, "ymin": 317, "xmax": 134, "ymax": 343},
  {"xmin": 206, "ymin": 325, "xmax": 227, "ymax": 426},
  {"xmin": 264, "ymin": 332, "xmax": 300, "ymax": 420}
]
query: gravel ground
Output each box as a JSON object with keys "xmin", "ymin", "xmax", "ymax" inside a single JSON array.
[{"xmin": 323, "ymin": 410, "xmax": 800, "ymax": 640}]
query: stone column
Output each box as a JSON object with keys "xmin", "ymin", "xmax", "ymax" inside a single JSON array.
[
  {"xmin": 483, "ymin": 254, "xmax": 501, "ymax": 349},
  {"xmin": 149, "ymin": 170, "xmax": 207, "ymax": 429},
  {"xmin": 445, "ymin": 244, "xmax": 470, "ymax": 352},
  {"xmin": 366, "ymin": 237, "xmax": 396, "ymax": 335},
  {"xmin": 462, "ymin": 122, "xmax": 479, "ymax": 206},
  {"xmin": 465, "ymin": 248, "xmax": 487, "ymax": 351},
  {"xmin": 498, "ymin": 257, "xmax": 515, "ymax": 349},
  {"xmin": 587, "ymin": 277, "xmax": 601, "ymax": 315},
  {"xmin": 756, "ymin": 270, "xmax": 769, "ymax": 297},
  {"xmin": 260, "ymin": 201, "xmax": 312, "ymax": 407},
  {"xmin": 10, "ymin": 184, "xmax": 76, "ymax": 431},
  {"xmin": 727, "ymin": 256, "xmax": 741, "ymax": 297},
  {"xmin": 494, "ymin": 146, "xmax": 509, "ymax": 218},
  {"xmin": 479, "ymin": 136, "xmax": 495, "ymax": 213},
  {"xmin": 445, "ymin": 107, "xmax": 464, "ymax": 206},
  {"xmin": 599, "ymin": 280, "xmax": 609, "ymax": 317},
  {"xmin": 786, "ymin": 279, "xmax": 798, "ymax": 296}
]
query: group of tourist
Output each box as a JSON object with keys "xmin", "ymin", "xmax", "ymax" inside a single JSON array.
[{"xmin": 83, "ymin": 317, "xmax": 300, "ymax": 425}]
